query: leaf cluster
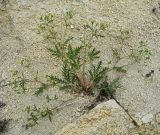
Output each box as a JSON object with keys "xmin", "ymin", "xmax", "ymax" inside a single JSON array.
[
  {"xmin": 10, "ymin": 70, "xmax": 27, "ymax": 94},
  {"xmin": 25, "ymin": 105, "xmax": 53, "ymax": 129},
  {"xmin": 37, "ymin": 11, "xmax": 109, "ymax": 94},
  {"xmin": 131, "ymin": 41, "xmax": 152, "ymax": 63}
]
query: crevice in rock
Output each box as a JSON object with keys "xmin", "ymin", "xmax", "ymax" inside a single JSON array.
[
  {"xmin": 82, "ymin": 90, "xmax": 139, "ymax": 127},
  {"xmin": 0, "ymin": 81, "xmax": 139, "ymax": 128},
  {"xmin": 112, "ymin": 96, "xmax": 139, "ymax": 127},
  {"xmin": 82, "ymin": 89, "xmax": 111, "ymax": 113}
]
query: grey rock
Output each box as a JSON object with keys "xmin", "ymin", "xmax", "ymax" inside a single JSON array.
[{"xmin": 56, "ymin": 100, "xmax": 137, "ymax": 135}]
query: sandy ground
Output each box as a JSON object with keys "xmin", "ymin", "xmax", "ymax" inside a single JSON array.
[{"xmin": 0, "ymin": 0, "xmax": 160, "ymax": 134}]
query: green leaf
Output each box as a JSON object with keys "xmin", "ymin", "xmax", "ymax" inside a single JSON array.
[
  {"xmin": 47, "ymin": 75, "xmax": 66, "ymax": 84},
  {"xmin": 59, "ymin": 84, "xmax": 72, "ymax": 90},
  {"xmin": 67, "ymin": 45, "xmax": 83, "ymax": 61},
  {"xmin": 62, "ymin": 64, "xmax": 72, "ymax": 82},
  {"xmin": 89, "ymin": 61, "xmax": 107, "ymax": 83},
  {"xmin": 113, "ymin": 67, "xmax": 127, "ymax": 73},
  {"xmin": 83, "ymin": 20, "xmax": 106, "ymax": 38},
  {"xmin": 66, "ymin": 45, "xmax": 83, "ymax": 70},
  {"xmin": 70, "ymin": 57, "xmax": 81, "ymax": 70},
  {"xmin": 112, "ymin": 48, "xmax": 120, "ymax": 60},
  {"xmin": 119, "ymin": 30, "xmax": 130, "ymax": 42},
  {"xmin": 25, "ymin": 106, "xmax": 31, "ymax": 114},
  {"xmin": 65, "ymin": 10, "xmax": 74, "ymax": 20},
  {"xmin": 34, "ymin": 84, "xmax": 47, "ymax": 96},
  {"xmin": 21, "ymin": 59, "xmax": 31, "ymax": 68},
  {"xmin": 48, "ymin": 44, "xmax": 62, "ymax": 58},
  {"xmin": 63, "ymin": 37, "xmax": 73, "ymax": 45},
  {"xmin": 88, "ymin": 48, "xmax": 100, "ymax": 61},
  {"xmin": 43, "ymin": 108, "xmax": 53, "ymax": 122},
  {"xmin": 46, "ymin": 95, "xmax": 52, "ymax": 102},
  {"xmin": 100, "ymin": 77, "xmax": 121, "ymax": 96},
  {"xmin": 12, "ymin": 70, "xmax": 18, "ymax": 76}
]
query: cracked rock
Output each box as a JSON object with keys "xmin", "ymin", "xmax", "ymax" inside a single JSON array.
[{"xmin": 56, "ymin": 100, "xmax": 137, "ymax": 135}]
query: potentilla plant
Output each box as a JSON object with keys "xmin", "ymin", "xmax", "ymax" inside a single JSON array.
[{"xmin": 9, "ymin": 10, "xmax": 152, "ymax": 128}]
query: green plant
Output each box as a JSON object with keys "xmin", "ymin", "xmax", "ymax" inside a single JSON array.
[
  {"xmin": 110, "ymin": 30, "xmax": 151, "ymax": 73},
  {"xmin": 24, "ymin": 105, "xmax": 53, "ymax": 129},
  {"xmin": 37, "ymin": 11, "xmax": 120, "ymax": 96},
  {"xmin": 9, "ymin": 10, "xmax": 152, "ymax": 128},
  {"xmin": 10, "ymin": 59, "xmax": 29, "ymax": 94}
]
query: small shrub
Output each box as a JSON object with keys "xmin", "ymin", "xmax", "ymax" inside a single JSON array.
[{"xmin": 9, "ymin": 10, "xmax": 152, "ymax": 128}]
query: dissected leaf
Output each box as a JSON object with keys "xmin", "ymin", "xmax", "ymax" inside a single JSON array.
[
  {"xmin": 89, "ymin": 61, "xmax": 107, "ymax": 83},
  {"xmin": 88, "ymin": 48, "xmax": 100, "ymax": 61},
  {"xmin": 34, "ymin": 84, "xmax": 47, "ymax": 96},
  {"xmin": 113, "ymin": 67, "xmax": 127, "ymax": 73}
]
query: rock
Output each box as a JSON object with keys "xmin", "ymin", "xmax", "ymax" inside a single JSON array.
[
  {"xmin": 56, "ymin": 100, "xmax": 137, "ymax": 135},
  {"xmin": 0, "ymin": 0, "xmax": 160, "ymax": 134},
  {"xmin": 141, "ymin": 114, "xmax": 154, "ymax": 124}
]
